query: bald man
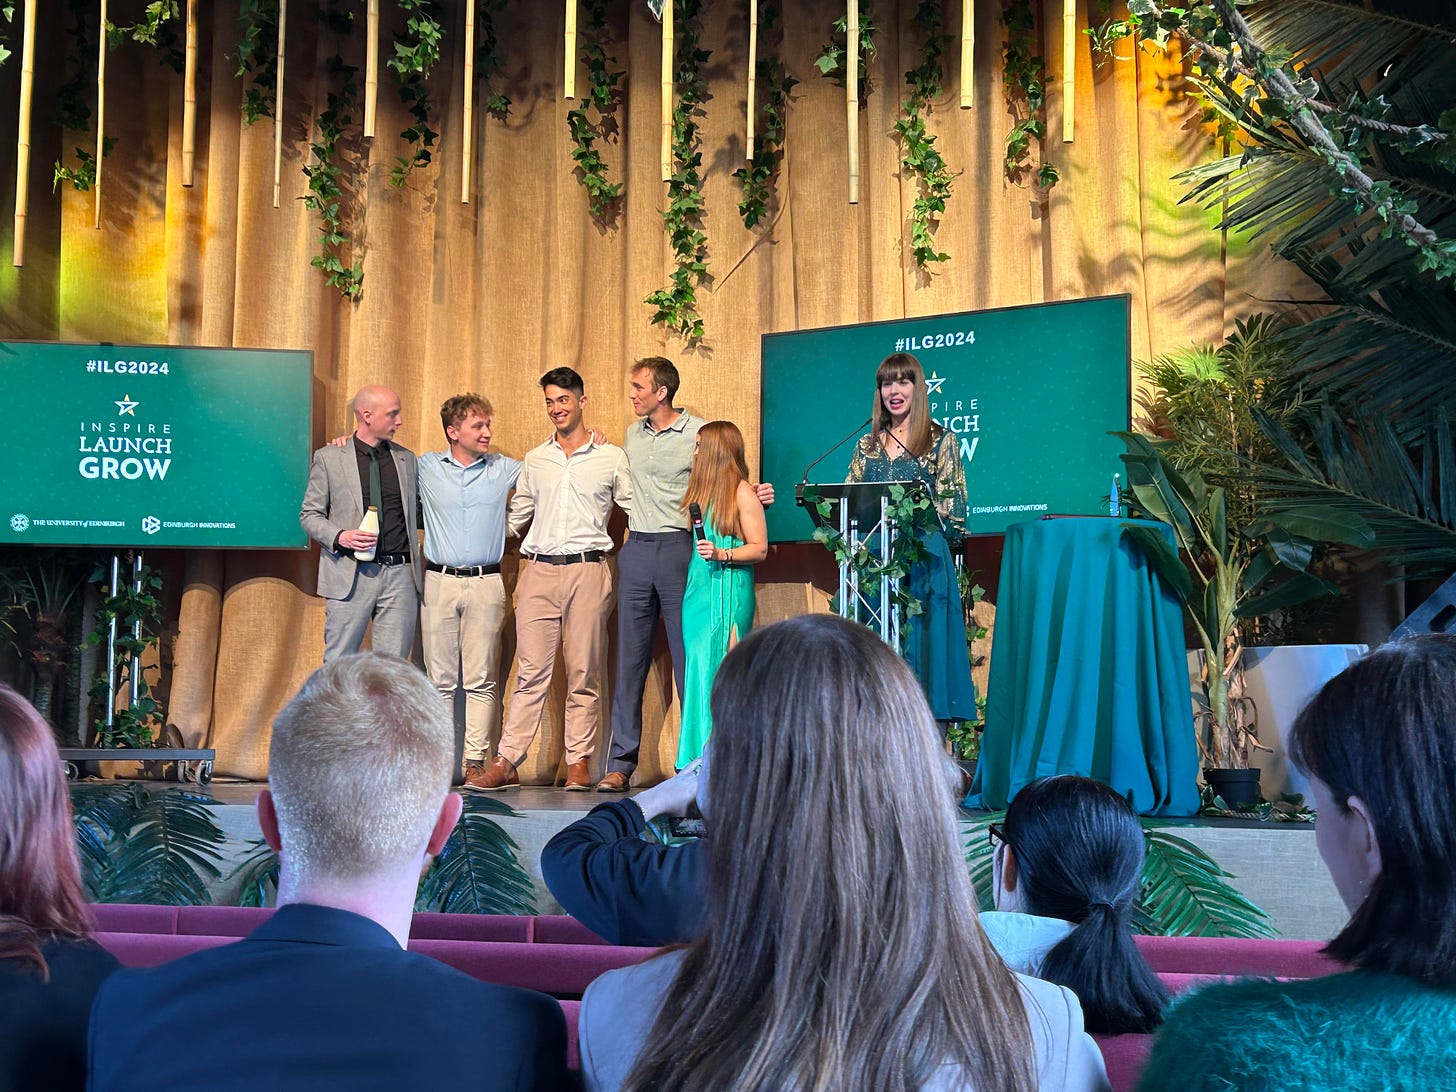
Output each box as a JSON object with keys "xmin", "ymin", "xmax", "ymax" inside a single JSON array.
[{"xmin": 300, "ymin": 386, "xmax": 423, "ymax": 661}]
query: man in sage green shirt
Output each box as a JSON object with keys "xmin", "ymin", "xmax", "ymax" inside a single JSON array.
[{"xmin": 599, "ymin": 358, "xmax": 771, "ymax": 792}]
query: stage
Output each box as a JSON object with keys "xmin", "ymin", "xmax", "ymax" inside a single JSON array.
[{"xmin": 160, "ymin": 780, "xmax": 1346, "ymax": 940}]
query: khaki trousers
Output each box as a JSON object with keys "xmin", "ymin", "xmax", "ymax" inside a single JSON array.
[
  {"xmin": 499, "ymin": 559, "xmax": 614, "ymax": 768},
  {"xmin": 421, "ymin": 569, "xmax": 508, "ymax": 765}
]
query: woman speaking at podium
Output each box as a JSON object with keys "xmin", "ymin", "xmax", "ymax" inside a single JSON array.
[{"xmin": 848, "ymin": 352, "xmax": 977, "ymax": 723}]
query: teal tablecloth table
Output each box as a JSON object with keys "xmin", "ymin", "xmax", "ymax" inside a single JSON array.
[{"xmin": 966, "ymin": 517, "xmax": 1199, "ymax": 816}]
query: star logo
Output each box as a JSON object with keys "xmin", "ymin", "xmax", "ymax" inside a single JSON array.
[
  {"xmin": 925, "ymin": 372, "xmax": 947, "ymax": 396},
  {"xmin": 9, "ymin": 514, "xmax": 28, "ymax": 533},
  {"xmin": 115, "ymin": 394, "xmax": 139, "ymax": 416},
  {"xmin": 141, "ymin": 516, "xmax": 161, "ymax": 535}
]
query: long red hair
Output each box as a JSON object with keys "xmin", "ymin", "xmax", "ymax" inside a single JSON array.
[
  {"xmin": 0, "ymin": 685, "xmax": 92, "ymax": 975},
  {"xmin": 682, "ymin": 421, "xmax": 750, "ymax": 539}
]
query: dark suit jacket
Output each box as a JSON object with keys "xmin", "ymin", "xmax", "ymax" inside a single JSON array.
[
  {"xmin": 299, "ymin": 441, "xmax": 423, "ymax": 600},
  {"xmin": 87, "ymin": 903, "xmax": 570, "ymax": 1092},
  {"xmin": 540, "ymin": 801, "xmax": 707, "ymax": 947},
  {"xmin": 0, "ymin": 936, "xmax": 118, "ymax": 1092}
]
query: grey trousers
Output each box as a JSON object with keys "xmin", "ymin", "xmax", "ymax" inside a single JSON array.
[
  {"xmin": 322, "ymin": 561, "xmax": 419, "ymax": 662},
  {"xmin": 606, "ymin": 531, "xmax": 691, "ymax": 775}
]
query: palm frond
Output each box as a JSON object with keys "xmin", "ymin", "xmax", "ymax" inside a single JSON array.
[
  {"xmin": 229, "ymin": 839, "xmax": 280, "ymax": 909},
  {"xmin": 70, "ymin": 782, "xmax": 146, "ymax": 899},
  {"xmin": 962, "ymin": 810, "xmax": 1001, "ymax": 912},
  {"xmin": 1252, "ymin": 403, "xmax": 1456, "ymax": 572},
  {"xmin": 415, "ymin": 794, "xmax": 536, "ymax": 915},
  {"xmin": 1136, "ymin": 827, "xmax": 1276, "ymax": 938},
  {"xmin": 94, "ymin": 790, "xmax": 225, "ymax": 906}
]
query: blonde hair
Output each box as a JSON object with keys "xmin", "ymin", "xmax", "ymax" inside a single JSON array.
[
  {"xmin": 270, "ymin": 653, "xmax": 453, "ymax": 882},
  {"xmin": 682, "ymin": 421, "xmax": 750, "ymax": 539},
  {"xmin": 870, "ymin": 352, "xmax": 933, "ymax": 458},
  {"xmin": 624, "ymin": 615, "xmax": 1037, "ymax": 1092}
]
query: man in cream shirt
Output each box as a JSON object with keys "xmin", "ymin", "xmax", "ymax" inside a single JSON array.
[{"xmin": 475, "ymin": 367, "xmax": 631, "ymax": 792}]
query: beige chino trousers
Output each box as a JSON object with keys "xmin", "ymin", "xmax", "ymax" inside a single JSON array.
[
  {"xmin": 498, "ymin": 559, "xmax": 615, "ymax": 769},
  {"xmin": 421, "ymin": 569, "xmax": 508, "ymax": 766}
]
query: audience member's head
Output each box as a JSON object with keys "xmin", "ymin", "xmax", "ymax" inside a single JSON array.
[
  {"xmin": 0, "ymin": 685, "xmax": 91, "ymax": 975},
  {"xmin": 1290, "ymin": 633, "xmax": 1456, "ymax": 984},
  {"xmin": 624, "ymin": 614, "xmax": 1035, "ymax": 1091},
  {"xmin": 263, "ymin": 653, "xmax": 461, "ymax": 899},
  {"xmin": 996, "ymin": 775, "xmax": 1168, "ymax": 1032}
]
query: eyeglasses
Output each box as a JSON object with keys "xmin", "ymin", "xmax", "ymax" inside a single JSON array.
[{"xmin": 987, "ymin": 822, "xmax": 1008, "ymax": 850}]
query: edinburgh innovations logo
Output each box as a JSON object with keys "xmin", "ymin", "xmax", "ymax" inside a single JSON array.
[{"xmin": 141, "ymin": 516, "xmax": 162, "ymax": 535}]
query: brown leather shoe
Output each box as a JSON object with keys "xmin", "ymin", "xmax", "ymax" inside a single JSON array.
[
  {"xmin": 463, "ymin": 761, "xmax": 487, "ymax": 786},
  {"xmin": 563, "ymin": 759, "xmax": 593, "ymax": 791},
  {"xmin": 467, "ymin": 755, "xmax": 518, "ymax": 791},
  {"xmin": 595, "ymin": 771, "xmax": 631, "ymax": 793}
]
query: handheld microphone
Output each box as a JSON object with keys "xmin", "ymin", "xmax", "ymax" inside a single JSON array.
[{"xmin": 688, "ymin": 502, "xmax": 706, "ymax": 543}]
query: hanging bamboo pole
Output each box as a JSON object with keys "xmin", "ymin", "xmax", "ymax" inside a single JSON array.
[
  {"xmin": 365, "ymin": 0, "xmax": 379, "ymax": 138},
  {"xmin": 12, "ymin": 0, "xmax": 37, "ymax": 266},
  {"xmin": 95, "ymin": 0, "xmax": 107, "ymax": 228},
  {"xmin": 564, "ymin": 0, "xmax": 578, "ymax": 99},
  {"xmin": 182, "ymin": 0, "xmax": 197, "ymax": 186},
  {"xmin": 959, "ymin": 0, "xmax": 973, "ymax": 109},
  {"xmin": 746, "ymin": 0, "xmax": 758, "ymax": 161},
  {"xmin": 847, "ymin": 0, "xmax": 859, "ymax": 203},
  {"xmin": 462, "ymin": 0, "xmax": 475, "ymax": 203},
  {"xmin": 661, "ymin": 0, "xmax": 674, "ymax": 182},
  {"xmin": 273, "ymin": 0, "xmax": 286, "ymax": 207},
  {"xmin": 1062, "ymin": 0, "xmax": 1075, "ymax": 141}
]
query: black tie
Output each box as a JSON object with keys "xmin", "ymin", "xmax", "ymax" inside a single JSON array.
[{"xmin": 368, "ymin": 443, "xmax": 384, "ymax": 513}]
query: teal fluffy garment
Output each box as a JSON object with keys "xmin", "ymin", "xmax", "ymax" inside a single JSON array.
[{"xmin": 1137, "ymin": 970, "xmax": 1456, "ymax": 1092}]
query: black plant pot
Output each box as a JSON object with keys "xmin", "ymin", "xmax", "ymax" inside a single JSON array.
[{"xmin": 1204, "ymin": 766, "xmax": 1261, "ymax": 810}]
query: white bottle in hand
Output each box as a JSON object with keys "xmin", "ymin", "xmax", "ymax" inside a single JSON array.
[{"xmin": 354, "ymin": 506, "xmax": 379, "ymax": 562}]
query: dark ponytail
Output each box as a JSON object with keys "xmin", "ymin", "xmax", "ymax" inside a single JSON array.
[{"xmin": 1003, "ymin": 776, "xmax": 1169, "ymax": 1033}]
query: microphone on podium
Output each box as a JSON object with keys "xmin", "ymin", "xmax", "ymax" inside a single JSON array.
[
  {"xmin": 800, "ymin": 418, "xmax": 873, "ymax": 484},
  {"xmin": 688, "ymin": 502, "xmax": 706, "ymax": 544}
]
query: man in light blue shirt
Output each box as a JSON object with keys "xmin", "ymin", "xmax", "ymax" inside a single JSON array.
[{"xmin": 417, "ymin": 393, "xmax": 522, "ymax": 785}]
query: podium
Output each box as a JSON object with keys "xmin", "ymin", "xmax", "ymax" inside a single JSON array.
[{"xmin": 796, "ymin": 480, "xmax": 929, "ymax": 655}]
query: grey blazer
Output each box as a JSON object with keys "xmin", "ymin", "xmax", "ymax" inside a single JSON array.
[{"xmin": 299, "ymin": 441, "xmax": 422, "ymax": 600}]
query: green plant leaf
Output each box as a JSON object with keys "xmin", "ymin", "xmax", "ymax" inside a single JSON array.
[
  {"xmin": 415, "ymin": 794, "xmax": 536, "ymax": 915},
  {"xmin": 229, "ymin": 838, "xmax": 280, "ymax": 908},
  {"xmin": 91, "ymin": 789, "xmax": 226, "ymax": 906},
  {"xmin": 1134, "ymin": 826, "xmax": 1276, "ymax": 938}
]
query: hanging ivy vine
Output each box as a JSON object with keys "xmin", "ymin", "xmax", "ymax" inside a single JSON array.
[
  {"xmin": 644, "ymin": 0, "xmax": 710, "ymax": 341},
  {"xmin": 895, "ymin": 1, "xmax": 956, "ymax": 266},
  {"xmin": 304, "ymin": 18, "xmax": 366, "ymax": 301},
  {"xmin": 237, "ymin": 0, "xmax": 280, "ymax": 126},
  {"xmin": 474, "ymin": 0, "xmax": 511, "ymax": 119},
  {"xmin": 813, "ymin": 3, "xmax": 877, "ymax": 101},
  {"xmin": 107, "ymin": 0, "xmax": 184, "ymax": 72},
  {"xmin": 565, "ymin": 0, "xmax": 625, "ymax": 219},
  {"xmin": 0, "ymin": 4, "xmax": 14, "ymax": 70},
  {"xmin": 53, "ymin": 0, "xmax": 114, "ymax": 192},
  {"xmin": 1003, "ymin": 0, "xmax": 1059, "ymax": 189},
  {"xmin": 388, "ymin": 0, "xmax": 444, "ymax": 187},
  {"xmin": 732, "ymin": 1, "xmax": 796, "ymax": 230}
]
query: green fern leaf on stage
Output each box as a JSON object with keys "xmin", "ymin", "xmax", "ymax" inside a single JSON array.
[
  {"xmin": 1135, "ymin": 827, "xmax": 1275, "ymax": 939},
  {"xmin": 71, "ymin": 782, "xmax": 145, "ymax": 899},
  {"xmin": 87, "ymin": 788, "xmax": 226, "ymax": 906},
  {"xmin": 415, "ymin": 794, "xmax": 536, "ymax": 916},
  {"xmin": 230, "ymin": 838, "xmax": 281, "ymax": 909}
]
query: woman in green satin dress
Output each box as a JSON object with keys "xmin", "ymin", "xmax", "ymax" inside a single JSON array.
[
  {"xmin": 676, "ymin": 421, "xmax": 768, "ymax": 768},
  {"xmin": 848, "ymin": 351, "xmax": 977, "ymax": 722}
]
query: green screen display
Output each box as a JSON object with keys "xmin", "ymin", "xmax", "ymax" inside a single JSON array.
[
  {"xmin": 1, "ymin": 341, "xmax": 313, "ymax": 549},
  {"xmin": 760, "ymin": 295, "xmax": 1131, "ymax": 542}
]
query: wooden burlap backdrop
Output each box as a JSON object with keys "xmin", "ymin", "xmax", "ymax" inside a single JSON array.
[{"xmin": 0, "ymin": 1, "xmax": 1293, "ymax": 779}]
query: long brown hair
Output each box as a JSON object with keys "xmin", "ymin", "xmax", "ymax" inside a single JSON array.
[
  {"xmin": 0, "ymin": 685, "xmax": 92, "ymax": 976},
  {"xmin": 870, "ymin": 351, "xmax": 933, "ymax": 458},
  {"xmin": 623, "ymin": 615, "xmax": 1037, "ymax": 1092},
  {"xmin": 681, "ymin": 420, "xmax": 750, "ymax": 539}
]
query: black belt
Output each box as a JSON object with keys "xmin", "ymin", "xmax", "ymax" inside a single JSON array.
[
  {"xmin": 630, "ymin": 530, "xmax": 691, "ymax": 541},
  {"xmin": 528, "ymin": 551, "xmax": 605, "ymax": 565},
  {"xmin": 364, "ymin": 553, "xmax": 411, "ymax": 567},
  {"xmin": 426, "ymin": 560, "xmax": 501, "ymax": 577}
]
